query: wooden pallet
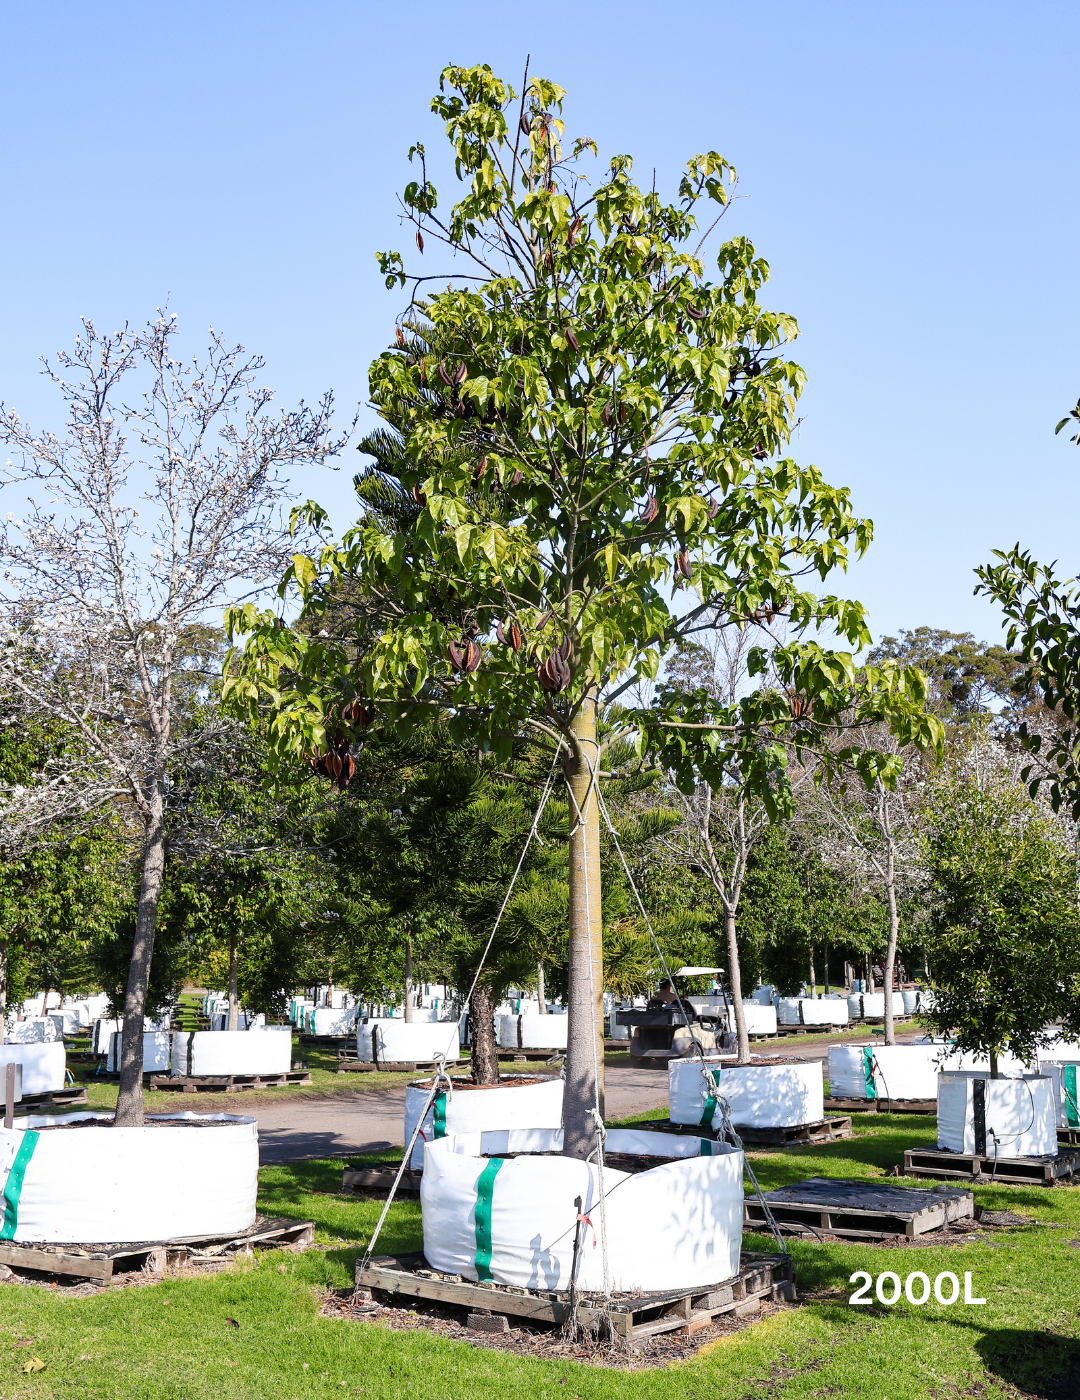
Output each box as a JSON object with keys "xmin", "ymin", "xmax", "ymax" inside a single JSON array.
[
  {"xmin": 342, "ymin": 1160, "xmax": 421, "ymax": 1196},
  {"xmin": 825, "ymin": 1095, "xmax": 936, "ymax": 1115},
  {"xmin": 148, "ymin": 1070, "xmax": 312, "ymax": 1093},
  {"xmin": 507, "ymin": 1050, "xmax": 565, "ymax": 1064},
  {"xmin": 1058, "ymin": 1126, "xmax": 1080, "ymax": 1147},
  {"xmin": 356, "ymin": 1250, "xmax": 794, "ymax": 1344},
  {"xmin": 19, "ymin": 1087, "xmax": 89, "ymax": 1110},
  {"xmin": 735, "ymin": 1116, "xmax": 855, "ymax": 1147},
  {"xmin": 0, "ymin": 1216, "xmax": 315, "ymax": 1284},
  {"xmin": 902, "ymin": 1146, "xmax": 1080, "ymax": 1186},
  {"xmin": 744, "ymin": 1176, "xmax": 973, "ymax": 1241}
]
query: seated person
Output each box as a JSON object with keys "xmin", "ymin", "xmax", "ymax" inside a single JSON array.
[{"xmin": 645, "ymin": 978, "xmax": 679, "ymax": 1012}]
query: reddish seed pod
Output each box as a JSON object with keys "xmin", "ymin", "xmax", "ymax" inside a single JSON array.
[
  {"xmin": 396, "ymin": 328, "xmax": 405, "ymax": 347},
  {"xmin": 520, "ymin": 111, "xmax": 531, "ymax": 135},
  {"xmin": 510, "ymin": 621, "xmax": 522, "ymax": 653},
  {"xmin": 676, "ymin": 548, "xmax": 692, "ymax": 580},
  {"xmin": 602, "ymin": 403, "xmax": 613, "ymax": 428},
  {"xmin": 496, "ymin": 620, "xmax": 507, "ymax": 645},
  {"xmin": 416, "ymin": 230, "xmax": 424, "ymax": 253},
  {"xmin": 453, "ymin": 361, "xmax": 467, "ymax": 386},
  {"xmin": 707, "ymin": 496, "xmax": 719, "ymax": 520},
  {"xmin": 412, "ymin": 483, "xmax": 426, "ymax": 507},
  {"xmin": 566, "ymin": 328, "xmax": 580, "ymax": 352},
  {"xmin": 559, "ymin": 635, "xmax": 572, "ymax": 662},
  {"xmin": 536, "ymin": 611, "xmax": 551, "ymax": 630},
  {"xmin": 465, "ymin": 640, "xmax": 482, "ymax": 673},
  {"xmin": 448, "ymin": 640, "xmax": 464, "ymax": 672},
  {"xmin": 638, "ymin": 494, "xmax": 658, "ymax": 526},
  {"xmin": 438, "ymin": 362, "xmax": 452, "ymax": 386},
  {"xmin": 509, "ymin": 469, "xmax": 524, "ymax": 487}
]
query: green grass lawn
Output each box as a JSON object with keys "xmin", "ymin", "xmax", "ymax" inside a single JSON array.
[{"xmin": 2, "ymin": 1105, "xmax": 1077, "ymax": 1398}]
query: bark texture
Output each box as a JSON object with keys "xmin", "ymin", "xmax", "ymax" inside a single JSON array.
[
  {"xmin": 116, "ymin": 781, "xmax": 166, "ymax": 1125},
  {"xmin": 469, "ymin": 982, "xmax": 500, "ymax": 1085},
  {"xmin": 404, "ymin": 937, "xmax": 414, "ymax": 1023},
  {"xmin": 227, "ymin": 931, "xmax": 239, "ymax": 1031},
  {"xmin": 563, "ymin": 695, "xmax": 605, "ymax": 1160}
]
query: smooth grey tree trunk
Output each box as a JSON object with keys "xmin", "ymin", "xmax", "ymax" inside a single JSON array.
[
  {"xmin": 227, "ymin": 931, "xmax": 239, "ymax": 1031},
  {"xmin": 563, "ymin": 694, "xmax": 605, "ymax": 1160},
  {"xmin": 881, "ymin": 786, "xmax": 900, "ymax": 1046},
  {"xmin": 725, "ymin": 910, "xmax": 751, "ymax": 1063},
  {"xmin": 116, "ymin": 778, "xmax": 166, "ymax": 1125},
  {"xmin": 404, "ymin": 937, "xmax": 413, "ymax": 1023},
  {"xmin": 536, "ymin": 961, "xmax": 546, "ymax": 1011},
  {"xmin": 809, "ymin": 947, "xmax": 817, "ymax": 999}
]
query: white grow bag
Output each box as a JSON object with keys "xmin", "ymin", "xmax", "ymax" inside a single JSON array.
[
  {"xmin": 405, "ymin": 1073, "xmax": 564, "ymax": 1170},
  {"xmin": 107, "ymin": 1032, "xmax": 171, "ymax": 1074},
  {"xmin": 169, "ymin": 1027, "xmax": 292, "ymax": 1078},
  {"xmin": 846, "ymin": 992, "xmax": 905, "ymax": 1020},
  {"xmin": 355, "ymin": 1019, "xmax": 460, "ymax": 1064},
  {"xmin": 698, "ymin": 1002, "xmax": 778, "ymax": 1036},
  {"xmin": 828, "ymin": 1043, "xmax": 943, "ymax": 1101},
  {"xmin": 937, "ymin": 1073, "xmax": 1057, "ymax": 1157},
  {"xmin": 0, "ymin": 1043, "xmax": 66, "ymax": 1096},
  {"xmin": 1037, "ymin": 1060, "xmax": 1080, "ymax": 1129},
  {"xmin": 421, "ymin": 1128, "xmax": 743, "ymax": 1292},
  {"xmin": 497, "ymin": 1014, "xmax": 568, "ymax": 1052},
  {"xmin": 5, "ymin": 1018, "xmax": 61, "ymax": 1045},
  {"xmin": 299, "ymin": 1007, "xmax": 356, "ymax": 1037},
  {"xmin": 669, "ymin": 1058, "xmax": 824, "ymax": 1129},
  {"xmin": 0, "ymin": 1110, "xmax": 258, "ymax": 1243},
  {"xmin": 777, "ymin": 998, "xmax": 849, "ymax": 1028}
]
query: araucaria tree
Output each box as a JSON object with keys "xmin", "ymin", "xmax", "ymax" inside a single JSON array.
[
  {"xmin": 0, "ymin": 315, "xmax": 345, "ymax": 1123},
  {"xmin": 227, "ymin": 64, "xmax": 936, "ymax": 1158}
]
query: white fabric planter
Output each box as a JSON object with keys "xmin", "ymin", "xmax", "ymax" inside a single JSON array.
[
  {"xmin": 828, "ymin": 1043, "xmax": 942, "ymax": 1100},
  {"xmin": 298, "ymin": 1007, "xmax": 356, "ymax": 1037},
  {"xmin": 48, "ymin": 1011, "xmax": 81, "ymax": 1038},
  {"xmin": 497, "ymin": 1014, "xmax": 569, "ymax": 1051},
  {"xmin": 405, "ymin": 1073, "xmax": 565, "ymax": 1170},
  {"xmin": 750, "ymin": 986, "xmax": 776, "ymax": 1005},
  {"xmin": 937, "ymin": 1073, "xmax": 1057, "ymax": 1157},
  {"xmin": 846, "ymin": 992, "xmax": 905, "ymax": 1020},
  {"xmin": 777, "ymin": 998, "xmax": 849, "ymax": 1028},
  {"xmin": 106, "ymin": 1032, "xmax": 171, "ymax": 1074},
  {"xmin": 209, "ymin": 1011, "xmax": 265, "ymax": 1033},
  {"xmin": 901, "ymin": 990, "xmax": 922, "ymax": 1015},
  {"xmin": 0, "ymin": 1110, "xmax": 258, "ymax": 1243},
  {"xmin": 0, "ymin": 1043, "xmax": 66, "ymax": 1096},
  {"xmin": 669, "ymin": 1058, "xmax": 824, "ymax": 1129},
  {"xmin": 91, "ymin": 1019, "xmax": 122, "ymax": 1055},
  {"xmin": 738, "ymin": 1003, "xmax": 778, "ymax": 1036},
  {"xmin": 169, "ymin": 1027, "xmax": 292, "ymax": 1078},
  {"xmin": 1037, "ymin": 1060, "xmax": 1080, "ymax": 1129},
  {"xmin": 6, "ymin": 1019, "xmax": 61, "ymax": 1045},
  {"xmin": 421, "ymin": 1128, "xmax": 743, "ymax": 1292},
  {"xmin": 354, "ymin": 1019, "xmax": 460, "ymax": 1064}
]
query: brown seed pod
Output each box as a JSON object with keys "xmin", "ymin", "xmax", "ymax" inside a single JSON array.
[
  {"xmin": 473, "ymin": 458, "xmax": 487, "ymax": 483},
  {"xmin": 509, "ymin": 469, "xmax": 524, "ymax": 487},
  {"xmin": 638, "ymin": 494, "xmax": 658, "ymax": 526},
  {"xmin": 536, "ymin": 610, "xmax": 552, "ymax": 630},
  {"xmin": 339, "ymin": 753, "xmax": 356, "ymax": 790},
  {"xmin": 520, "ymin": 111, "xmax": 531, "ymax": 135},
  {"xmin": 437, "ymin": 361, "xmax": 452, "ymax": 386},
  {"xmin": 559, "ymin": 635, "xmax": 572, "ymax": 662},
  {"xmin": 448, "ymin": 640, "xmax": 464, "ymax": 672},
  {"xmin": 510, "ymin": 621, "xmax": 522, "ymax": 652},
  {"xmin": 568, "ymin": 217, "xmax": 583, "ymax": 246},
  {"xmin": 416, "ymin": 230, "xmax": 424, "ymax": 254},
  {"xmin": 453, "ymin": 361, "xmax": 467, "ymax": 386},
  {"xmin": 619, "ymin": 403, "xmax": 627, "ymax": 424},
  {"xmin": 686, "ymin": 304, "xmax": 707, "ymax": 321},
  {"xmin": 544, "ymin": 249, "xmax": 554, "ymax": 271},
  {"xmin": 396, "ymin": 328, "xmax": 405, "ymax": 347},
  {"xmin": 602, "ymin": 403, "xmax": 613, "ymax": 428},
  {"xmin": 548, "ymin": 462, "xmax": 562, "ymax": 484},
  {"xmin": 706, "ymin": 496, "xmax": 719, "ymax": 520},
  {"xmin": 676, "ymin": 548, "xmax": 692, "ymax": 580},
  {"xmin": 566, "ymin": 328, "xmax": 580, "ymax": 353},
  {"xmin": 464, "ymin": 639, "xmax": 482, "ymax": 673},
  {"xmin": 412, "ymin": 483, "xmax": 426, "ymax": 507}
]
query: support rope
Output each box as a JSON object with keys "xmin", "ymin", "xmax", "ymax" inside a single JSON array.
[
  {"xmin": 592, "ymin": 774, "xmax": 787, "ymax": 1255},
  {"xmin": 355, "ymin": 746, "xmax": 562, "ymax": 1283}
]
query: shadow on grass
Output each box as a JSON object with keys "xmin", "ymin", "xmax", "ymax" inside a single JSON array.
[{"xmin": 974, "ymin": 1326, "xmax": 1080, "ymax": 1399}]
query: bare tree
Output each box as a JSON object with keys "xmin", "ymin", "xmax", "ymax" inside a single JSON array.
[
  {"xmin": 0, "ymin": 313, "xmax": 348, "ymax": 1122},
  {"xmin": 812, "ymin": 723, "xmax": 928, "ymax": 1044},
  {"xmin": 662, "ymin": 625, "xmax": 808, "ymax": 1063}
]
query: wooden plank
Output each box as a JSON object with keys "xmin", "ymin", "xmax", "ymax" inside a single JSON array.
[
  {"xmin": 902, "ymin": 1147, "xmax": 1079, "ymax": 1185},
  {"xmin": 0, "ymin": 1244, "xmax": 112, "ymax": 1283}
]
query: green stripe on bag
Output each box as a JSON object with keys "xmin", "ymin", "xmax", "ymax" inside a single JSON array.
[
  {"xmin": 1, "ymin": 1131, "xmax": 40, "ymax": 1241},
  {"xmin": 1065, "ymin": 1066, "xmax": 1079, "ymax": 1128},
  {"xmin": 699, "ymin": 1138, "xmax": 713, "ymax": 1156},
  {"xmin": 473, "ymin": 1157, "xmax": 506, "ymax": 1282},
  {"xmin": 863, "ymin": 1046, "xmax": 877, "ymax": 1100},
  {"xmin": 433, "ymin": 1092, "xmax": 447, "ymax": 1138},
  {"xmin": 699, "ymin": 1068, "xmax": 722, "ymax": 1127}
]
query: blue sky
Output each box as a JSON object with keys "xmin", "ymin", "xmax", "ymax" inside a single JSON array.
[{"xmin": 1, "ymin": 1, "xmax": 1076, "ymax": 647}]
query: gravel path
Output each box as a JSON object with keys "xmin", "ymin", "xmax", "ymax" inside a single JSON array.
[{"xmin": 254, "ymin": 1032, "xmax": 926, "ymax": 1164}]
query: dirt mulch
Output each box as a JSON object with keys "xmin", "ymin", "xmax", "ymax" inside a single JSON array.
[{"xmin": 320, "ymin": 1286, "xmax": 790, "ymax": 1369}]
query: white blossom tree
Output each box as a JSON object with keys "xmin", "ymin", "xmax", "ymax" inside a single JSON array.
[{"xmin": 0, "ymin": 313, "xmax": 348, "ymax": 1122}]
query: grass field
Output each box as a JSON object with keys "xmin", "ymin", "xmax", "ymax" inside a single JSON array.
[{"xmin": 2, "ymin": 1104, "xmax": 1077, "ymax": 1399}]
